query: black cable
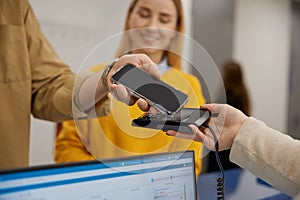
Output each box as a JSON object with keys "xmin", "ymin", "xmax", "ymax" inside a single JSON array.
[{"xmin": 204, "ymin": 123, "xmax": 225, "ymax": 200}]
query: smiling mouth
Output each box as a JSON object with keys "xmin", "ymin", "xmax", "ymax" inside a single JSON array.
[{"xmin": 140, "ymin": 32, "xmax": 160, "ymax": 43}]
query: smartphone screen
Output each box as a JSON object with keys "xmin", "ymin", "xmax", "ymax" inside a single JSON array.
[{"xmin": 111, "ymin": 64, "xmax": 188, "ymax": 115}]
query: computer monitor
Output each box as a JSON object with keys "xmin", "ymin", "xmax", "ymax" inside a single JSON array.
[{"xmin": 0, "ymin": 151, "xmax": 197, "ymax": 200}]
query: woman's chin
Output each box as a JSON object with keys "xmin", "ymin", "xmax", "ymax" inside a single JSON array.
[{"xmin": 139, "ymin": 47, "xmax": 162, "ymax": 54}]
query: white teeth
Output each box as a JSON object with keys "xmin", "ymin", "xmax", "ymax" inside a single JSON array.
[
  {"xmin": 141, "ymin": 33, "xmax": 159, "ymax": 42},
  {"xmin": 144, "ymin": 36, "xmax": 156, "ymax": 41}
]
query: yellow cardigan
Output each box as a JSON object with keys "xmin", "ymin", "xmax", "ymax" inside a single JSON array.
[{"xmin": 55, "ymin": 65, "xmax": 206, "ymax": 176}]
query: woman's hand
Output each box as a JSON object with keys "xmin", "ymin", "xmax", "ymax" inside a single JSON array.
[
  {"xmin": 108, "ymin": 54, "xmax": 160, "ymax": 108},
  {"xmin": 166, "ymin": 104, "xmax": 248, "ymax": 151}
]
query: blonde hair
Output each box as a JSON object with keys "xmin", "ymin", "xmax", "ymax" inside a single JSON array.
[{"xmin": 115, "ymin": 0, "xmax": 185, "ymax": 70}]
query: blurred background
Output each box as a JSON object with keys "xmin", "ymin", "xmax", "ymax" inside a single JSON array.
[{"xmin": 29, "ymin": 0, "xmax": 300, "ymax": 167}]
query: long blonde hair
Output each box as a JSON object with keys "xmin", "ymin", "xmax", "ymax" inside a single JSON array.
[{"xmin": 115, "ymin": 0, "xmax": 185, "ymax": 70}]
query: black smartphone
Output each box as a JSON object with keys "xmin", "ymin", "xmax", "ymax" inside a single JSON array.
[
  {"xmin": 132, "ymin": 108, "xmax": 211, "ymax": 134},
  {"xmin": 111, "ymin": 63, "xmax": 189, "ymax": 116}
]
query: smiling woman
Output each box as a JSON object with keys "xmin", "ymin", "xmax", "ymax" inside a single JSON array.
[
  {"xmin": 115, "ymin": 0, "xmax": 185, "ymax": 69},
  {"xmin": 55, "ymin": 0, "xmax": 206, "ymax": 177},
  {"xmin": 127, "ymin": 0, "xmax": 178, "ymax": 63}
]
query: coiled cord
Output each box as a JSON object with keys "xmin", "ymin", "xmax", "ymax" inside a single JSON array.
[{"xmin": 205, "ymin": 123, "xmax": 225, "ymax": 200}]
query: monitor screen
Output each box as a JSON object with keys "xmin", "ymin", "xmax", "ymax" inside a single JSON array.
[{"xmin": 0, "ymin": 151, "xmax": 197, "ymax": 200}]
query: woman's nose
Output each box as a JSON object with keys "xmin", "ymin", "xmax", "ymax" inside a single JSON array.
[
  {"xmin": 146, "ymin": 17, "xmax": 160, "ymax": 28},
  {"xmin": 144, "ymin": 19, "xmax": 160, "ymax": 34}
]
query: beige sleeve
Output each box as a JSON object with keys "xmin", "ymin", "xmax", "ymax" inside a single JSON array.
[
  {"xmin": 230, "ymin": 117, "xmax": 300, "ymax": 197},
  {"xmin": 25, "ymin": 3, "xmax": 109, "ymax": 122}
]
